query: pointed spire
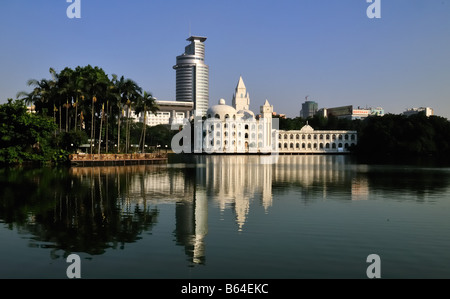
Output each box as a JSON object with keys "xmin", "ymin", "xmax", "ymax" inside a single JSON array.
[{"xmin": 236, "ymin": 76, "xmax": 246, "ymax": 91}]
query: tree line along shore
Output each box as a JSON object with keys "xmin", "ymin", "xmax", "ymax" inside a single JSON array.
[{"xmin": 2, "ymin": 65, "xmax": 450, "ymax": 166}]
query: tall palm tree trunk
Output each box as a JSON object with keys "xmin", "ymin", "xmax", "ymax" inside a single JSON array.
[
  {"xmin": 74, "ymin": 97, "xmax": 78, "ymax": 132},
  {"xmin": 98, "ymin": 103, "xmax": 104, "ymax": 155},
  {"xmin": 106, "ymin": 101, "xmax": 109, "ymax": 153},
  {"xmin": 117, "ymin": 107, "xmax": 121, "ymax": 153},
  {"xmin": 142, "ymin": 108, "xmax": 147, "ymax": 153},
  {"xmin": 90, "ymin": 97, "xmax": 95, "ymax": 155}
]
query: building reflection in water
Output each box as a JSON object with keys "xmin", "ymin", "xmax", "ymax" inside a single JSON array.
[{"xmin": 0, "ymin": 155, "xmax": 367, "ymax": 267}]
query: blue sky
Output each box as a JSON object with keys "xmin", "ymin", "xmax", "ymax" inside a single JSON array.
[{"xmin": 1, "ymin": 0, "xmax": 449, "ymax": 119}]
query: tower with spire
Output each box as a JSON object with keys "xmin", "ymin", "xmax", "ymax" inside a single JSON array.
[{"xmin": 232, "ymin": 76, "xmax": 250, "ymax": 112}]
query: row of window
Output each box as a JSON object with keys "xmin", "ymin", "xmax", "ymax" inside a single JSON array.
[
  {"xmin": 205, "ymin": 122, "xmax": 266, "ymax": 131},
  {"xmin": 205, "ymin": 131, "xmax": 264, "ymax": 139},
  {"xmin": 278, "ymin": 142, "xmax": 356, "ymax": 149},
  {"xmin": 279, "ymin": 133, "xmax": 356, "ymax": 141}
]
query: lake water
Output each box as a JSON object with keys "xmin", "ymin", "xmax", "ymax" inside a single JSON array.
[{"xmin": 1, "ymin": 154, "xmax": 450, "ymax": 279}]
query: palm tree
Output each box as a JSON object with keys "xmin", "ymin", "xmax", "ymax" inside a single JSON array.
[
  {"xmin": 134, "ymin": 91, "xmax": 159, "ymax": 153},
  {"xmin": 113, "ymin": 75, "xmax": 142, "ymax": 153},
  {"xmin": 48, "ymin": 68, "xmax": 64, "ymax": 133}
]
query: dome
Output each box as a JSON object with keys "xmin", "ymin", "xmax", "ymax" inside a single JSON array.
[
  {"xmin": 300, "ymin": 123, "xmax": 314, "ymax": 132},
  {"xmin": 237, "ymin": 109, "xmax": 255, "ymax": 120},
  {"xmin": 207, "ymin": 99, "xmax": 237, "ymax": 120}
]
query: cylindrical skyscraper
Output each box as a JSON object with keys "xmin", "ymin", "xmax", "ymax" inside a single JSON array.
[{"xmin": 173, "ymin": 36, "xmax": 209, "ymax": 117}]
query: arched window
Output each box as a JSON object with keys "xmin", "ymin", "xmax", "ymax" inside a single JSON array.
[
  {"xmin": 320, "ymin": 143, "xmax": 324, "ymax": 149},
  {"xmin": 284, "ymin": 134, "xmax": 288, "ymax": 139},
  {"xmin": 290, "ymin": 134, "xmax": 294, "ymax": 139},
  {"xmin": 284, "ymin": 143, "xmax": 288, "ymax": 149},
  {"xmin": 296, "ymin": 143, "xmax": 300, "ymax": 149},
  {"xmin": 326, "ymin": 134, "xmax": 330, "ymax": 140},
  {"xmin": 308, "ymin": 134, "xmax": 311, "ymax": 140},
  {"xmin": 296, "ymin": 134, "xmax": 300, "ymax": 140},
  {"xmin": 332, "ymin": 143, "xmax": 337, "ymax": 149},
  {"xmin": 326, "ymin": 143, "xmax": 330, "ymax": 149},
  {"xmin": 351, "ymin": 135, "xmax": 356, "ymax": 140},
  {"xmin": 245, "ymin": 133, "xmax": 249, "ymax": 139},
  {"xmin": 225, "ymin": 114, "xmax": 230, "ymax": 119},
  {"xmin": 215, "ymin": 114, "xmax": 220, "ymax": 119},
  {"xmin": 290, "ymin": 143, "xmax": 294, "ymax": 149},
  {"xmin": 320, "ymin": 134, "xmax": 323, "ymax": 140},
  {"xmin": 302, "ymin": 143, "xmax": 306, "ymax": 149},
  {"xmin": 308, "ymin": 143, "xmax": 312, "ymax": 149}
]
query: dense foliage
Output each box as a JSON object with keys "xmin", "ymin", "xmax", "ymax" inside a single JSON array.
[
  {"xmin": 16, "ymin": 65, "xmax": 160, "ymax": 155},
  {"xmin": 278, "ymin": 112, "xmax": 450, "ymax": 157},
  {"xmin": 356, "ymin": 113, "xmax": 450, "ymax": 157},
  {"xmin": 0, "ymin": 99, "xmax": 67, "ymax": 165}
]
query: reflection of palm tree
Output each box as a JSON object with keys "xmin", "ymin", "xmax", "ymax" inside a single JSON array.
[{"xmin": 0, "ymin": 167, "xmax": 160, "ymax": 257}]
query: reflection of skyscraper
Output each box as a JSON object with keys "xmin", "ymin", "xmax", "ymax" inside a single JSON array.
[{"xmin": 173, "ymin": 36, "xmax": 209, "ymax": 117}]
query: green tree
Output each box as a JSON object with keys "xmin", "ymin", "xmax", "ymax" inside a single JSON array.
[
  {"xmin": 134, "ymin": 91, "xmax": 159, "ymax": 153},
  {"xmin": 0, "ymin": 99, "xmax": 58, "ymax": 165}
]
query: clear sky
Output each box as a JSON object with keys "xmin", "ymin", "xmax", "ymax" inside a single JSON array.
[{"xmin": 1, "ymin": 0, "xmax": 449, "ymax": 119}]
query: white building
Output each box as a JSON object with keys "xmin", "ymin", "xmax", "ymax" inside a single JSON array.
[
  {"xmin": 132, "ymin": 100, "xmax": 194, "ymax": 127},
  {"xmin": 278, "ymin": 123, "xmax": 357, "ymax": 154},
  {"xmin": 199, "ymin": 77, "xmax": 357, "ymax": 154},
  {"xmin": 173, "ymin": 36, "xmax": 209, "ymax": 117},
  {"xmin": 201, "ymin": 77, "xmax": 275, "ymax": 154},
  {"xmin": 402, "ymin": 107, "xmax": 434, "ymax": 117}
]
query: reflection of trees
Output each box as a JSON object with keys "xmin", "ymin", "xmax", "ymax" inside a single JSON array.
[
  {"xmin": 0, "ymin": 166, "xmax": 159, "ymax": 257},
  {"xmin": 363, "ymin": 167, "xmax": 450, "ymax": 200}
]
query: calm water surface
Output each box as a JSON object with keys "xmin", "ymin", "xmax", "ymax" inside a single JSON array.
[{"xmin": 1, "ymin": 155, "xmax": 450, "ymax": 279}]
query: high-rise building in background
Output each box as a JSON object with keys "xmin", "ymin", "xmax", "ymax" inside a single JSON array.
[
  {"xmin": 402, "ymin": 107, "xmax": 434, "ymax": 117},
  {"xmin": 173, "ymin": 36, "xmax": 209, "ymax": 117},
  {"xmin": 300, "ymin": 99, "xmax": 318, "ymax": 119},
  {"xmin": 318, "ymin": 105, "xmax": 385, "ymax": 120}
]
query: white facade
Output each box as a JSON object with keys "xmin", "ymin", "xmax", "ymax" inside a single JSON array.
[
  {"xmin": 202, "ymin": 77, "xmax": 274, "ymax": 154},
  {"xmin": 278, "ymin": 123, "xmax": 357, "ymax": 154},
  {"xmin": 200, "ymin": 77, "xmax": 357, "ymax": 154}
]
